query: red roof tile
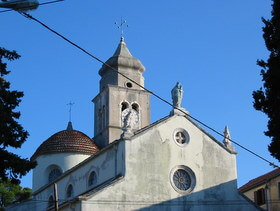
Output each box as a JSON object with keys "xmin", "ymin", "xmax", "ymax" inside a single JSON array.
[
  {"xmin": 239, "ymin": 168, "xmax": 280, "ymax": 192},
  {"xmin": 31, "ymin": 129, "xmax": 99, "ymax": 160}
]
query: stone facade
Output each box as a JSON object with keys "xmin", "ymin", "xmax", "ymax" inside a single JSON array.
[
  {"xmin": 93, "ymin": 38, "xmax": 150, "ymax": 148},
  {"xmin": 93, "ymin": 85, "xmax": 150, "ymax": 148}
]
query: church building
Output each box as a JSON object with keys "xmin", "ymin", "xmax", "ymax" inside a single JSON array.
[{"xmin": 8, "ymin": 38, "xmax": 260, "ymax": 211}]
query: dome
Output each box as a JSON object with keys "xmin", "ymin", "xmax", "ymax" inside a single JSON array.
[{"xmin": 31, "ymin": 122, "xmax": 99, "ymax": 160}]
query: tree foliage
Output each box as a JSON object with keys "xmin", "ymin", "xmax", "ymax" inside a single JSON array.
[
  {"xmin": 0, "ymin": 179, "xmax": 32, "ymax": 211},
  {"xmin": 253, "ymin": 0, "xmax": 280, "ymax": 161},
  {"xmin": 0, "ymin": 48, "xmax": 36, "ymax": 184}
]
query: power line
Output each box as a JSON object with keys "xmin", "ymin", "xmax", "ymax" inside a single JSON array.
[
  {"xmin": 0, "ymin": 0, "xmax": 64, "ymax": 13},
  {"xmin": 13, "ymin": 198, "xmax": 280, "ymax": 206},
  {"xmin": 17, "ymin": 12, "xmax": 279, "ymax": 168}
]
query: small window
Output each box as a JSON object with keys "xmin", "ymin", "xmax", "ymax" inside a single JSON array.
[
  {"xmin": 88, "ymin": 171, "xmax": 97, "ymax": 186},
  {"xmin": 254, "ymin": 188, "xmax": 265, "ymax": 205},
  {"xmin": 132, "ymin": 103, "xmax": 139, "ymax": 112},
  {"xmin": 66, "ymin": 184, "xmax": 73, "ymax": 198},
  {"xmin": 48, "ymin": 195, "xmax": 54, "ymax": 208},
  {"xmin": 121, "ymin": 102, "xmax": 129, "ymax": 111},
  {"xmin": 48, "ymin": 168, "xmax": 62, "ymax": 183},
  {"xmin": 173, "ymin": 129, "xmax": 190, "ymax": 146},
  {"xmin": 126, "ymin": 82, "xmax": 133, "ymax": 88},
  {"xmin": 175, "ymin": 132, "xmax": 186, "ymax": 144}
]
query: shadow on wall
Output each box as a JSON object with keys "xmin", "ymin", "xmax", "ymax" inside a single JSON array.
[
  {"xmin": 137, "ymin": 180, "xmax": 261, "ymax": 211},
  {"xmin": 7, "ymin": 180, "xmax": 262, "ymax": 211}
]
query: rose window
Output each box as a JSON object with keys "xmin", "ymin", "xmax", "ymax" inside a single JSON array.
[
  {"xmin": 173, "ymin": 169, "xmax": 191, "ymax": 191},
  {"xmin": 170, "ymin": 165, "xmax": 196, "ymax": 194}
]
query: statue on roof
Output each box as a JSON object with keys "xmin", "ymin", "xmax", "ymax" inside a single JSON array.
[
  {"xmin": 171, "ymin": 82, "xmax": 183, "ymax": 108},
  {"xmin": 223, "ymin": 126, "xmax": 235, "ymax": 152}
]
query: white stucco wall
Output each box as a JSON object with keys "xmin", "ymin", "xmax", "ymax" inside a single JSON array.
[
  {"xmin": 30, "ymin": 142, "xmax": 125, "ymax": 211},
  {"xmin": 32, "ymin": 153, "xmax": 91, "ymax": 192},
  {"xmin": 9, "ymin": 115, "xmax": 259, "ymax": 211},
  {"xmin": 81, "ymin": 115, "xmax": 259, "ymax": 211}
]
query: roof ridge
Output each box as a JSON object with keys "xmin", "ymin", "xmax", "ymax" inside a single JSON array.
[
  {"xmin": 239, "ymin": 168, "xmax": 280, "ymax": 192},
  {"xmin": 133, "ymin": 115, "xmax": 172, "ymax": 136}
]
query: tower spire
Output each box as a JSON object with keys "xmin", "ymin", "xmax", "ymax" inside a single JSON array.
[
  {"xmin": 93, "ymin": 38, "xmax": 150, "ymax": 148},
  {"xmin": 66, "ymin": 121, "xmax": 73, "ymax": 131}
]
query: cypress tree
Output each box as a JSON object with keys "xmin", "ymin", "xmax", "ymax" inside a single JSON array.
[
  {"xmin": 253, "ymin": 0, "xmax": 280, "ymax": 161},
  {"xmin": 0, "ymin": 47, "xmax": 36, "ymax": 184}
]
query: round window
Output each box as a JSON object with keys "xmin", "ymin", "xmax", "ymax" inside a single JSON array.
[
  {"xmin": 173, "ymin": 169, "xmax": 191, "ymax": 191},
  {"xmin": 126, "ymin": 82, "xmax": 133, "ymax": 88},
  {"xmin": 170, "ymin": 165, "xmax": 196, "ymax": 194},
  {"xmin": 173, "ymin": 129, "xmax": 190, "ymax": 146}
]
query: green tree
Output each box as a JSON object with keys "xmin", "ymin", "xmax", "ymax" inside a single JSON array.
[
  {"xmin": 0, "ymin": 48, "xmax": 36, "ymax": 184},
  {"xmin": 253, "ymin": 0, "xmax": 280, "ymax": 161},
  {"xmin": 0, "ymin": 179, "xmax": 32, "ymax": 211}
]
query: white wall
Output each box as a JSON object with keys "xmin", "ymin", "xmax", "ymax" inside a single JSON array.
[
  {"xmin": 10, "ymin": 115, "xmax": 259, "ymax": 211},
  {"xmin": 31, "ymin": 142, "xmax": 125, "ymax": 211},
  {"xmin": 33, "ymin": 153, "xmax": 90, "ymax": 192},
  {"xmin": 82, "ymin": 115, "xmax": 258, "ymax": 211}
]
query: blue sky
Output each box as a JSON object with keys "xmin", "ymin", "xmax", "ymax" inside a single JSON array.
[{"xmin": 1, "ymin": 0, "xmax": 277, "ymax": 188}]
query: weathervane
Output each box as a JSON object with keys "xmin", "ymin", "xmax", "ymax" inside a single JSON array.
[
  {"xmin": 115, "ymin": 17, "xmax": 128, "ymax": 38},
  {"xmin": 67, "ymin": 101, "xmax": 74, "ymax": 122}
]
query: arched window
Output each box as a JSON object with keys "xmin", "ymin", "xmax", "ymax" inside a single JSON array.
[
  {"xmin": 121, "ymin": 102, "xmax": 129, "ymax": 111},
  {"xmin": 66, "ymin": 184, "xmax": 73, "ymax": 198},
  {"xmin": 88, "ymin": 171, "xmax": 97, "ymax": 186},
  {"xmin": 132, "ymin": 103, "xmax": 139, "ymax": 112},
  {"xmin": 48, "ymin": 195, "xmax": 54, "ymax": 208},
  {"xmin": 48, "ymin": 168, "xmax": 62, "ymax": 183}
]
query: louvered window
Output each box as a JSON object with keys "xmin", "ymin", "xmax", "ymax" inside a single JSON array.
[{"xmin": 254, "ymin": 188, "xmax": 265, "ymax": 205}]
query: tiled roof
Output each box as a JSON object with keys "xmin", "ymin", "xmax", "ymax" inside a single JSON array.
[
  {"xmin": 239, "ymin": 168, "xmax": 280, "ymax": 192},
  {"xmin": 31, "ymin": 129, "xmax": 99, "ymax": 160}
]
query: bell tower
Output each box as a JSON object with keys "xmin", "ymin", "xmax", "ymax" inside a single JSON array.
[{"xmin": 93, "ymin": 38, "xmax": 150, "ymax": 148}]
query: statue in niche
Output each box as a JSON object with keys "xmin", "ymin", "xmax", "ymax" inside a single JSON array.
[
  {"xmin": 171, "ymin": 82, "xmax": 183, "ymax": 108},
  {"xmin": 121, "ymin": 111, "xmax": 133, "ymax": 140},
  {"xmin": 122, "ymin": 108, "xmax": 139, "ymax": 128},
  {"xmin": 123, "ymin": 110, "xmax": 133, "ymax": 129}
]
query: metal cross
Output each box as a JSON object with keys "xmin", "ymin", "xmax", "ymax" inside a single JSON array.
[
  {"xmin": 67, "ymin": 101, "xmax": 75, "ymax": 121},
  {"xmin": 115, "ymin": 17, "xmax": 128, "ymax": 38},
  {"xmin": 175, "ymin": 132, "xmax": 186, "ymax": 144}
]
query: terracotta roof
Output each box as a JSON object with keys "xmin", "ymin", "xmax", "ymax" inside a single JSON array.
[
  {"xmin": 239, "ymin": 168, "xmax": 280, "ymax": 192},
  {"xmin": 31, "ymin": 125, "xmax": 99, "ymax": 160}
]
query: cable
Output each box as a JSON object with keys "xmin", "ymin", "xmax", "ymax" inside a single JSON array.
[
  {"xmin": 24, "ymin": 198, "xmax": 280, "ymax": 206},
  {"xmin": 0, "ymin": 0, "xmax": 64, "ymax": 13},
  {"xmin": 17, "ymin": 12, "xmax": 279, "ymax": 168}
]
